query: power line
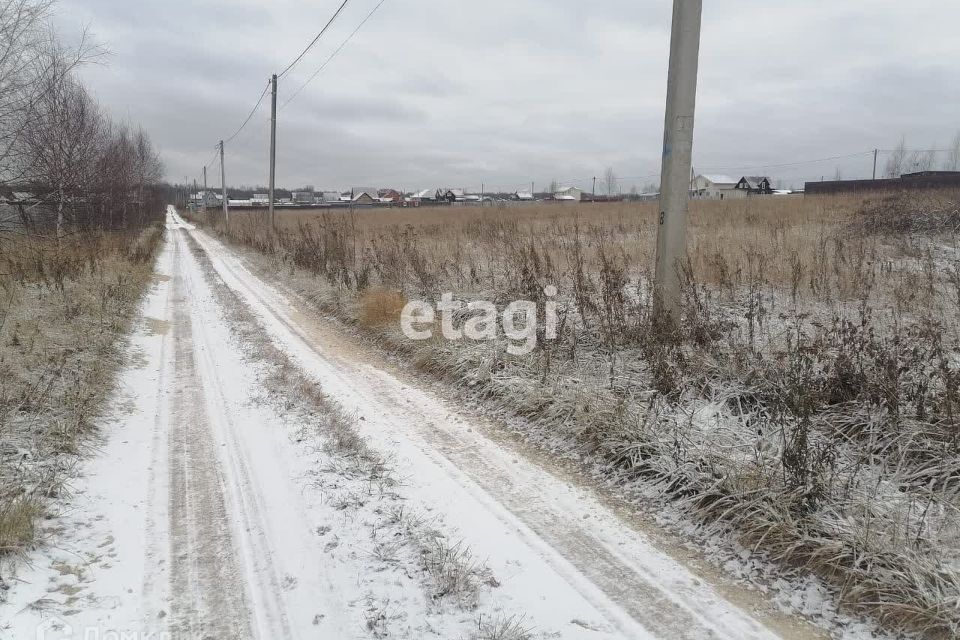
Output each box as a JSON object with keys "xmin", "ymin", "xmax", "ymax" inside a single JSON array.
[
  {"xmin": 877, "ymin": 148, "xmax": 950, "ymax": 153},
  {"xmin": 277, "ymin": 0, "xmax": 351, "ymax": 79},
  {"xmin": 223, "ymin": 80, "xmax": 272, "ymax": 145},
  {"xmin": 203, "ymin": 146, "xmax": 220, "ymax": 171},
  {"xmin": 282, "ymin": 0, "xmax": 389, "ymax": 110},
  {"xmin": 699, "ymin": 151, "xmax": 873, "ymax": 173}
]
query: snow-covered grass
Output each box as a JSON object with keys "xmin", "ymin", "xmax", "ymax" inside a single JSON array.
[
  {"xmin": 189, "ymin": 192, "xmax": 960, "ymax": 638},
  {"xmin": 0, "ymin": 226, "xmax": 163, "ymax": 583}
]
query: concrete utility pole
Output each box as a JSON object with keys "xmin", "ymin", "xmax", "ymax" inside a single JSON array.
[
  {"xmin": 654, "ymin": 0, "xmax": 703, "ymax": 322},
  {"xmin": 269, "ymin": 73, "xmax": 278, "ymax": 230},
  {"xmin": 220, "ymin": 140, "xmax": 229, "ymax": 223},
  {"xmin": 872, "ymin": 149, "xmax": 879, "ymax": 180}
]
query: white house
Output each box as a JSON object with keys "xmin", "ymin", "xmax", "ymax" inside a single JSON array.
[
  {"xmin": 292, "ymin": 191, "xmax": 316, "ymax": 204},
  {"xmin": 193, "ymin": 190, "xmax": 222, "ymax": 207},
  {"xmin": 692, "ymin": 174, "xmax": 741, "ymax": 200},
  {"xmin": 350, "ymin": 190, "xmax": 376, "ymax": 205},
  {"xmin": 412, "ymin": 188, "xmax": 440, "ymax": 201},
  {"xmin": 321, "ymin": 191, "xmax": 342, "ymax": 204},
  {"xmin": 554, "ymin": 186, "xmax": 583, "ymax": 202}
]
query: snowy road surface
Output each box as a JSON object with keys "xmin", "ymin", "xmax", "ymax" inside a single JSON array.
[{"xmin": 0, "ymin": 209, "xmax": 813, "ymax": 639}]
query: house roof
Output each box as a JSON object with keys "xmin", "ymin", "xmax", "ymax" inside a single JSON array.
[
  {"xmin": 698, "ymin": 174, "xmax": 738, "ymax": 186},
  {"xmin": 738, "ymin": 176, "xmax": 771, "ymax": 189}
]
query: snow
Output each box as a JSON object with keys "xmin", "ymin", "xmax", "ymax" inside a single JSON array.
[
  {"xmin": 1, "ymin": 206, "xmax": 873, "ymax": 639},
  {"xmin": 187, "ymin": 217, "xmax": 793, "ymax": 640}
]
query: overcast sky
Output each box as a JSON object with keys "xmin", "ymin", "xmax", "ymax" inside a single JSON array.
[{"xmin": 56, "ymin": 0, "xmax": 960, "ymax": 192}]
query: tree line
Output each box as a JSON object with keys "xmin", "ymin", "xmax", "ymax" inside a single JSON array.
[
  {"xmin": 0, "ymin": 0, "xmax": 166, "ymax": 237},
  {"xmin": 884, "ymin": 133, "xmax": 960, "ymax": 178}
]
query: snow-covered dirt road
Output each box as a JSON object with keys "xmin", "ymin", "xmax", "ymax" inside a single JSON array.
[{"xmin": 1, "ymin": 209, "xmax": 821, "ymax": 639}]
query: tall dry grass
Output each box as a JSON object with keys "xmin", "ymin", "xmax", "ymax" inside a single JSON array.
[
  {"xmin": 0, "ymin": 226, "xmax": 163, "ymax": 577},
  {"xmin": 194, "ymin": 191, "xmax": 960, "ymax": 637}
]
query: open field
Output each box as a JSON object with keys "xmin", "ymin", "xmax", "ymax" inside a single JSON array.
[{"xmin": 194, "ymin": 192, "xmax": 960, "ymax": 637}]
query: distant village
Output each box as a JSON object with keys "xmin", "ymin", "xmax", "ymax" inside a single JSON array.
[
  {"xmin": 186, "ymin": 173, "xmax": 802, "ymax": 210},
  {"xmin": 5, "ymin": 169, "xmax": 958, "ymax": 221}
]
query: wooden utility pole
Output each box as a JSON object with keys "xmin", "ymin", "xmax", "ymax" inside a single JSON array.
[
  {"xmin": 203, "ymin": 165, "xmax": 208, "ymax": 213},
  {"xmin": 269, "ymin": 74, "xmax": 278, "ymax": 230},
  {"xmin": 592, "ymin": 176, "xmax": 597, "ymax": 202},
  {"xmin": 654, "ymin": 0, "xmax": 703, "ymax": 322},
  {"xmin": 220, "ymin": 140, "xmax": 229, "ymax": 223}
]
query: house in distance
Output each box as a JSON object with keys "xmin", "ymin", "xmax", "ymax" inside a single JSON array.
[
  {"xmin": 692, "ymin": 174, "xmax": 739, "ymax": 200},
  {"xmin": 554, "ymin": 186, "xmax": 583, "ymax": 201},
  {"xmin": 735, "ymin": 176, "xmax": 774, "ymax": 196}
]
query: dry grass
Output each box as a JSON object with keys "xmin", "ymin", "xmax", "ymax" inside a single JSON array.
[
  {"xmin": 0, "ymin": 496, "xmax": 42, "ymax": 553},
  {"xmin": 358, "ymin": 288, "xmax": 407, "ymax": 328},
  {"xmin": 0, "ymin": 225, "xmax": 163, "ymax": 581},
  {"xmin": 473, "ymin": 614, "xmax": 533, "ymax": 640},
  {"xmin": 192, "ymin": 190, "xmax": 960, "ymax": 638}
]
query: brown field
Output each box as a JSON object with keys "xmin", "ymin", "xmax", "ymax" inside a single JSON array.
[
  {"xmin": 194, "ymin": 191, "xmax": 960, "ymax": 637},
  {"xmin": 224, "ymin": 193, "xmax": 957, "ymax": 304}
]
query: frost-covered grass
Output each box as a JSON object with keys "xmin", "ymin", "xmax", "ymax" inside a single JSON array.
[
  {"xmin": 0, "ymin": 226, "xmax": 163, "ymax": 583},
  {"xmin": 192, "ymin": 192, "xmax": 960, "ymax": 637}
]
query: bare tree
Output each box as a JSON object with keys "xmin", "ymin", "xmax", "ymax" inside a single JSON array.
[
  {"xmin": 1, "ymin": 1, "xmax": 163, "ymax": 237},
  {"xmin": 915, "ymin": 148, "xmax": 936, "ymax": 173},
  {"xmin": 947, "ymin": 131, "xmax": 960, "ymax": 171},
  {"xmin": 88, "ymin": 124, "xmax": 163, "ymax": 230},
  {"xmin": 20, "ymin": 58, "xmax": 104, "ymax": 239},
  {"xmin": 0, "ymin": 0, "xmax": 53, "ymax": 183},
  {"xmin": 901, "ymin": 147, "xmax": 936, "ymax": 175},
  {"xmin": 884, "ymin": 137, "xmax": 908, "ymax": 178},
  {"xmin": 132, "ymin": 127, "xmax": 164, "ymax": 227},
  {"xmin": 1, "ymin": 2, "xmax": 100, "ymax": 186},
  {"xmin": 603, "ymin": 167, "xmax": 617, "ymax": 196}
]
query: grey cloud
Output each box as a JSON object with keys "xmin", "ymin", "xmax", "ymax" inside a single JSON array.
[{"xmin": 56, "ymin": 0, "xmax": 960, "ymax": 189}]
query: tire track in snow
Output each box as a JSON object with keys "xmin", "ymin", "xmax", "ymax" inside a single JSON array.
[
  {"xmin": 172, "ymin": 228, "xmax": 296, "ymax": 639},
  {"xmin": 166, "ymin": 234, "xmax": 255, "ymax": 639}
]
